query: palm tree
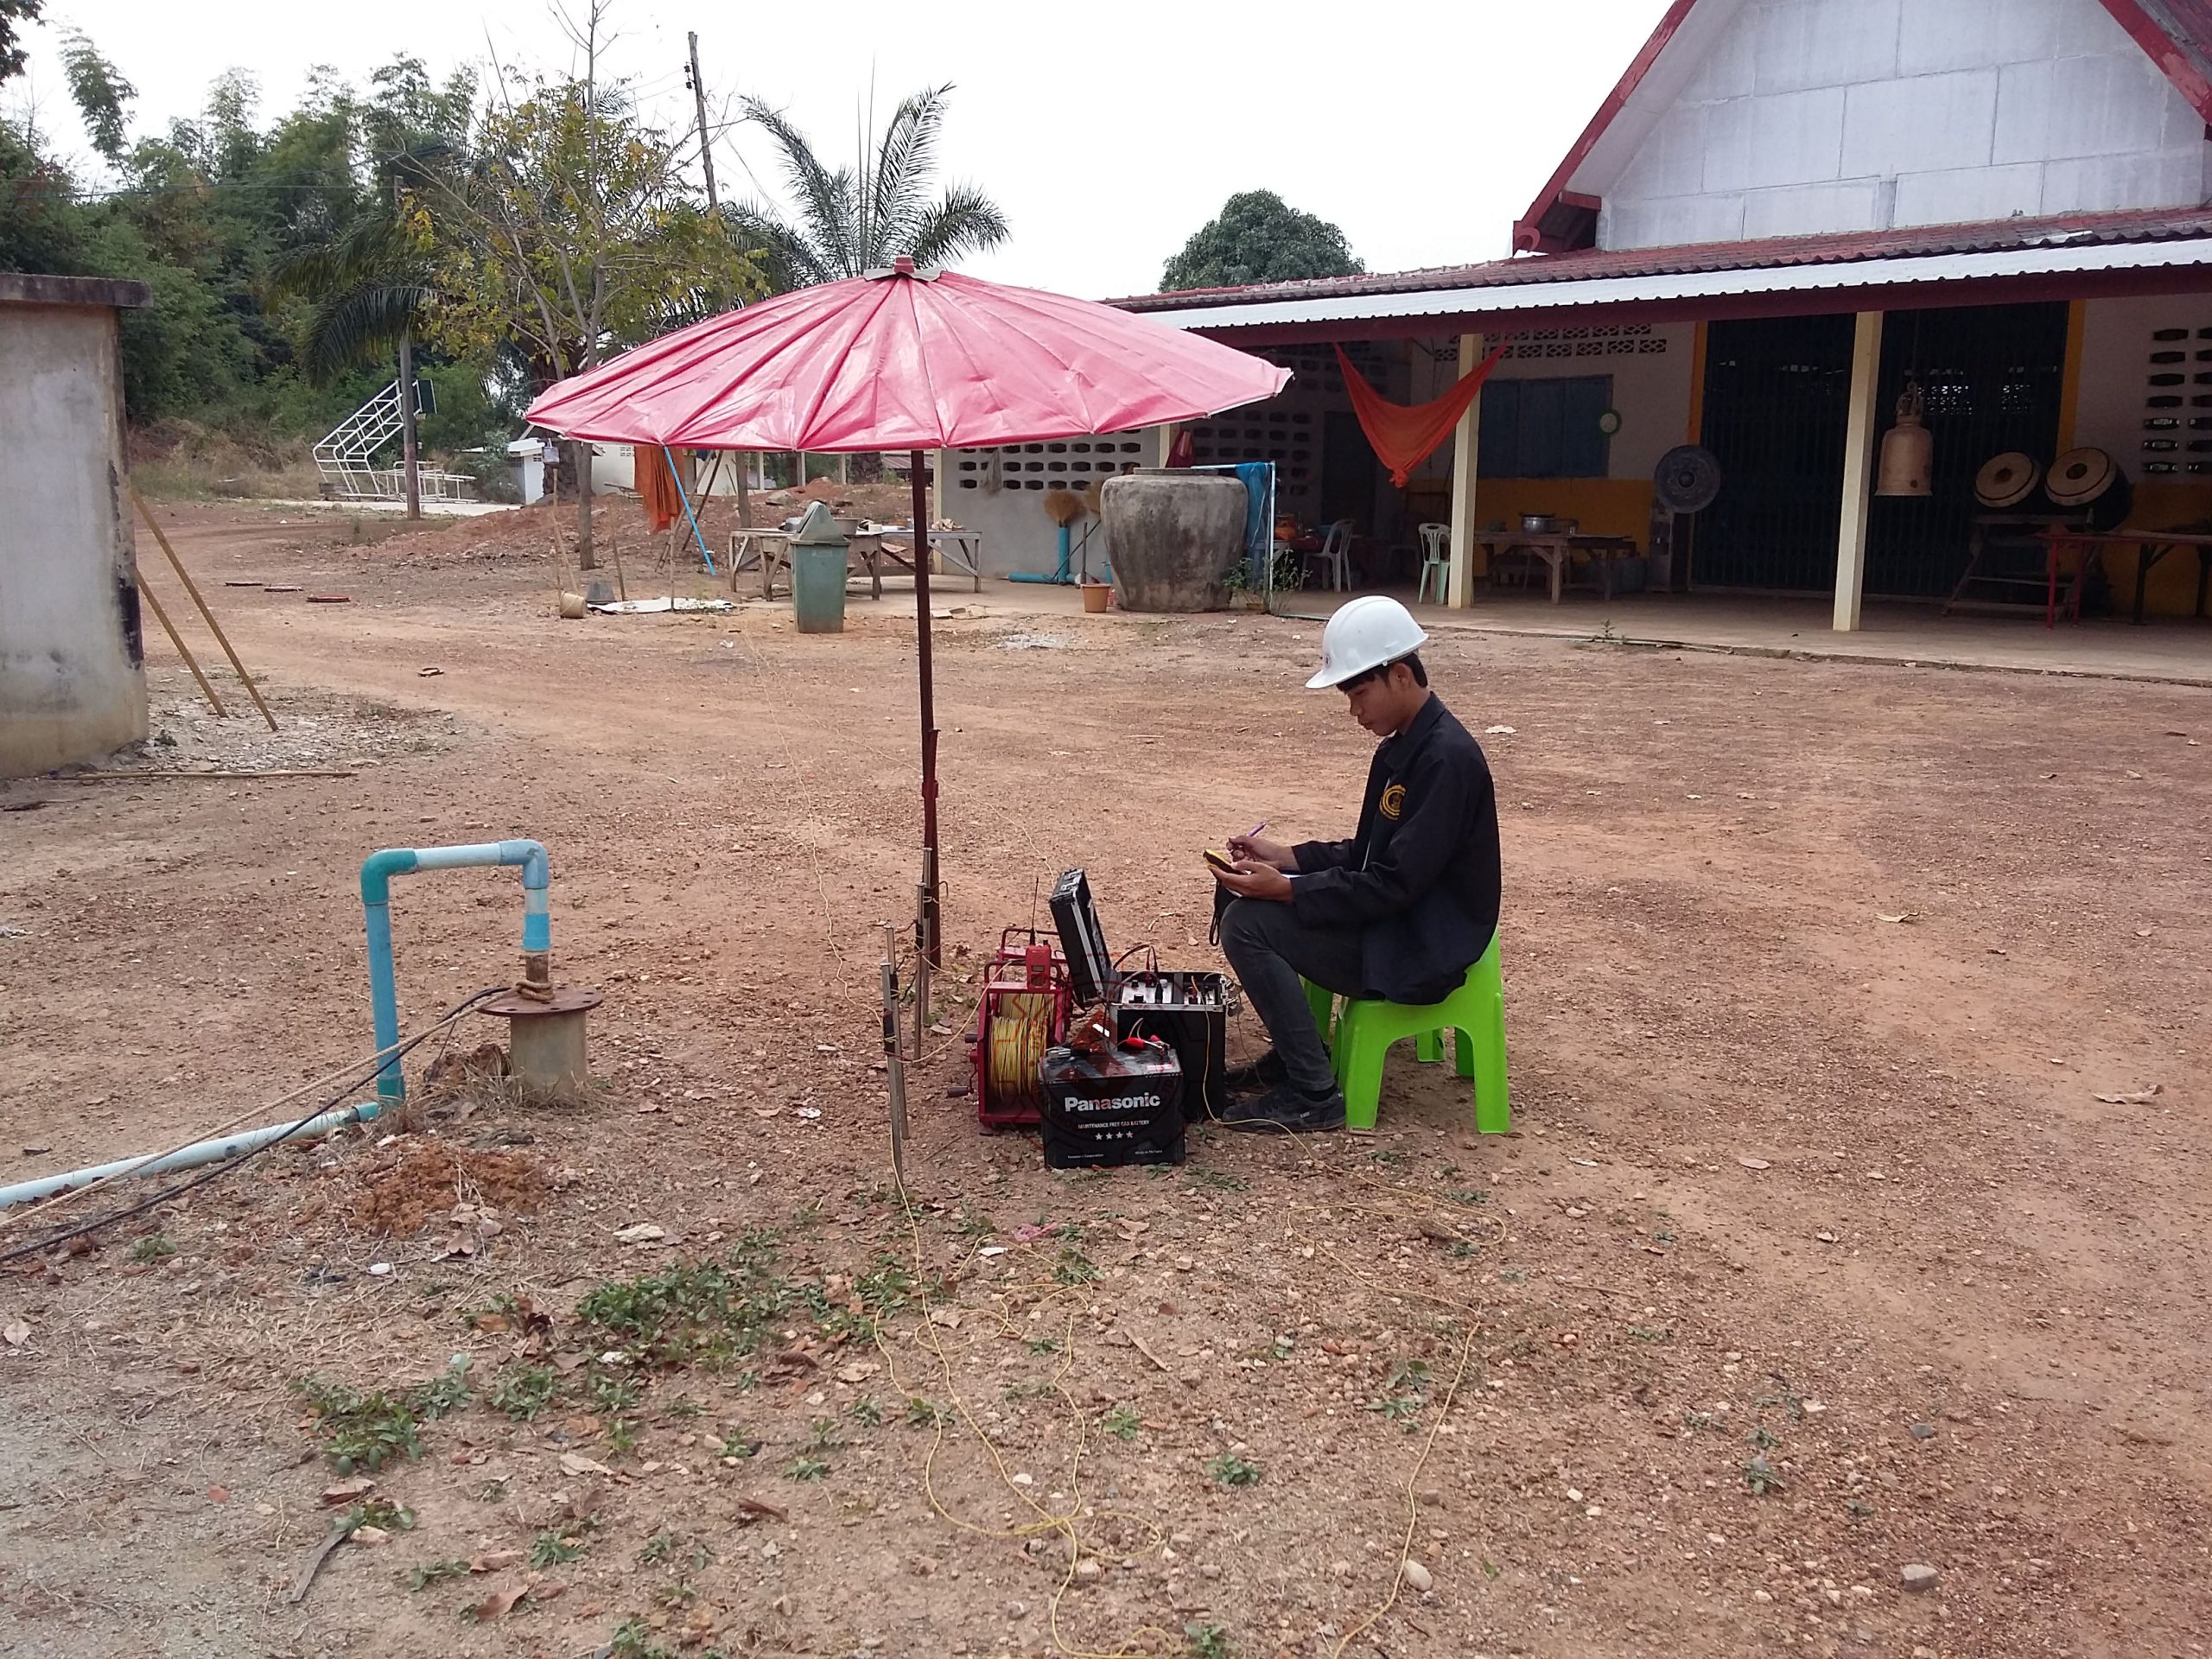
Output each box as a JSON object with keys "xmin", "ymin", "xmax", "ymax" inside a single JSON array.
[
  {"xmin": 728, "ymin": 84, "xmax": 1008, "ymax": 289},
  {"xmin": 268, "ymin": 144, "xmax": 446, "ymax": 517}
]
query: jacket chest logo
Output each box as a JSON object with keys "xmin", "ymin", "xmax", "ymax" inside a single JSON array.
[{"xmin": 1379, "ymin": 783, "xmax": 1407, "ymax": 821}]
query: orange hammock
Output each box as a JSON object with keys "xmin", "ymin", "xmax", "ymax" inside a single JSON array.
[{"xmin": 1334, "ymin": 340, "xmax": 1511, "ymax": 487}]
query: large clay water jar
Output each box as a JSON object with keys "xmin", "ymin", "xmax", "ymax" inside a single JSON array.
[{"xmin": 1100, "ymin": 469, "xmax": 1245, "ymax": 613}]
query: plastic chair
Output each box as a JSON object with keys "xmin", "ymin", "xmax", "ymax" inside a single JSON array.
[
  {"xmin": 1417, "ymin": 523, "xmax": 1450, "ymax": 604},
  {"xmin": 1322, "ymin": 936, "xmax": 1510, "ymax": 1135},
  {"xmin": 1310, "ymin": 519, "xmax": 1352, "ymax": 592}
]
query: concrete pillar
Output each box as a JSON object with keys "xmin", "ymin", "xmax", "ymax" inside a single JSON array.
[
  {"xmin": 1834, "ymin": 311, "xmax": 1884, "ymax": 633},
  {"xmin": 1446, "ymin": 333, "xmax": 1484, "ymax": 607}
]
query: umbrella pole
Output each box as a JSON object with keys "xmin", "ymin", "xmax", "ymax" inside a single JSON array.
[{"xmin": 911, "ymin": 449, "xmax": 942, "ymax": 973}]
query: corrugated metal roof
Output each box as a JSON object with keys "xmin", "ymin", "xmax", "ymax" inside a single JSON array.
[
  {"xmin": 1130, "ymin": 226, "xmax": 2212, "ymax": 332},
  {"xmin": 1116, "ymin": 207, "xmax": 2212, "ymax": 317}
]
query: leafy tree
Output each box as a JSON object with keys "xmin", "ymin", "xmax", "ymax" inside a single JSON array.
[
  {"xmin": 413, "ymin": 1, "xmax": 764, "ymax": 562},
  {"xmin": 59, "ymin": 29, "xmax": 134, "ymax": 163},
  {"xmin": 1160, "ymin": 189, "xmax": 1363, "ymax": 293},
  {"xmin": 0, "ymin": 0, "xmax": 41, "ymax": 85},
  {"xmin": 728, "ymin": 83, "xmax": 1007, "ymax": 289}
]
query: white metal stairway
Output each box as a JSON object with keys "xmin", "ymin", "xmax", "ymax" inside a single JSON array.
[{"xmin": 313, "ymin": 381, "xmax": 474, "ymax": 503}]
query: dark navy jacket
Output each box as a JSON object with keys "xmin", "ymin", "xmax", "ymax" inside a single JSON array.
[{"xmin": 1289, "ymin": 694, "xmax": 1502, "ymax": 1005}]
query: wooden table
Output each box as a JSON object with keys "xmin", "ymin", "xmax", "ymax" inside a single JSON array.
[
  {"xmin": 1469, "ymin": 531, "xmax": 1640, "ymax": 602},
  {"xmin": 1945, "ymin": 513, "xmax": 2093, "ymax": 617},
  {"xmin": 728, "ymin": 527, "xmax": 984, "ymax": 600},
  {"xmin": 865, "ymin": 527, "xmax": 984, "ymax": 598},
  {"xmin": 2039, "ymin": 529, "xmax": 2212, "ymax": 626},
  {"xmin": 728, "ymin": 528, "xmax": 793, "ymax": 599}
]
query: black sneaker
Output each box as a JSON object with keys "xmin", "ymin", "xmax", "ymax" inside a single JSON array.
[
  {"xmin": 1217, "ymin": 1081, "xmax": 1347, "ymax": 1135},
  {"xmin": 1224, "ymin": 1049, "xmax": 1288, "ymax": 1093}
]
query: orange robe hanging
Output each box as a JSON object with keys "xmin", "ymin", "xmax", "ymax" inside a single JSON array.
[
  {"xmin": 1334, "ymin": 341, "xmax": 1511, "ymax": 487},
  {"xmin": 637, "ymin": 445, "xmax": 693, "ymax": 532}
]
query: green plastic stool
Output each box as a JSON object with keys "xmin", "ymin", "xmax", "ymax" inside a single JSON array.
[{"xmin": 1325, "ymin": 936, "xmax": 1510, "ymax": 1135}]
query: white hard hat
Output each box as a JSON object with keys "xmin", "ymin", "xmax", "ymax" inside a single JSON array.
[{"xmin": 1306, "ymin": 595, "xmax": 1430, "ymax": 689}]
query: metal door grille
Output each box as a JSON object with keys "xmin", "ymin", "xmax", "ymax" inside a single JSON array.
[
  {"xmin": 1866, "ymin": 302, "xmax": 2069, "ymax": 597},
  {"xmin": 1690, "ymin": 315, "xmax": 1855, "ymax": 592}
]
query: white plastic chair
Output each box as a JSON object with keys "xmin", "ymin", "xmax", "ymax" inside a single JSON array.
[
  {"xmin": 1312, "ymin": 519, "xmax": 1352, "ymax": 591},
  {"xmin": 1417, "ymin": 523, "xmax": 1450, "ymax": 604}
]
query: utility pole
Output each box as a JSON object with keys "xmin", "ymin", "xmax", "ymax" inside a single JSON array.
[
  {"xmin": 392, "ymin": 174, "xmax": 421, "ymax": 520},
  {"xmin": 687, "ymin": 32, "xmax": 719, "ymax": 213},
  {"xmin": 397, "ymin": 332, "xmax": 421, "ymax": 520}
]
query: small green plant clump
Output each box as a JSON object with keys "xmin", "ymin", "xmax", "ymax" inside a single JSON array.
[
  {"xmin": 1185, "ymin": 1168, "xmax": 1249, "ymax": 1193},
  {"xmin": 340, "ymin": 1497, "xmax": 415, "ymax": 1535},
  {"xmin": 409, "ymin": 1357, "xmax": 474, "ymax": 1420},
  {"xmin": 904, "ymin": 1397, "xmax": 946, "ymax": 1429},
  {"xmin": 609, "ymin": 1616, "xmax": 675, "ymax": 1659},
  {"xmin": 405, "ymin": 1558, "xmax": 469, "ymax": 1591},
  {"xmin": 491, "ymin": 1364, "xmax": 558, "ymax": 1421},
  {"xmin": 128, "ymin": 1234, "xmax": 177, "ymax": 1263},
  {"xmin": 1185, "ymin": 1621, "xmax": 1233, "ymax": 1658},
  {"xmin": 1205, "ymin": 1452, "xmax": 1261, "ymax": 1488},
  {"xmin": 1740, "ymin": 1455, "xmax": 1783, "ymax": 1497},
  {"xmin": 572, "ymin": 1233, "xmax": 785, "ymax": 1367},
  {"xmin": 1102, "ymin": 1404, "xmax": 1141, "ymax": 1441},
  {"xmin": 530, "ymin": 1519, "xmax": 594, "ymax": 1568},
  {"xmin": 1053, "ymin": 1247, "xmax": 1100, "ymax": 1286},
  {"xmin": 292, "ymin": 1380, "xmax": 423, "ymax": 1474}
]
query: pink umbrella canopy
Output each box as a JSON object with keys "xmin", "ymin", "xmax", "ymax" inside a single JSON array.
[
  {"xmin": 523, "ymin": 260, "xmax": 1288, "ymax": 450},
  {"xmin": 524, "ymin": 260, "xmax": 1289, "ymax": 982}
]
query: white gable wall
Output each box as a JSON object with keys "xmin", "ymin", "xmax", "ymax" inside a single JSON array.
[{"xmin": 1596, "ymin": 0, "xmax": 2209, "ymax": 250}]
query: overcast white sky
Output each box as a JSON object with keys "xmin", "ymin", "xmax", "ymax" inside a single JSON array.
[{"xmin": 12, "ymin": 0, "xmax": 1669, "ymax": 298}]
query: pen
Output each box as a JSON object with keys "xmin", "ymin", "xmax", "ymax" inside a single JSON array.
[{"xmin": 1247, "ymin": 820, "xmax": 1267, "ymax": 837}]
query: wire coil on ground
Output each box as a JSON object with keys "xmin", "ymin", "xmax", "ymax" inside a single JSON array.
[{"xmin": 986, "ymin": 990, "xmax": 1055, "ymax": 1116}]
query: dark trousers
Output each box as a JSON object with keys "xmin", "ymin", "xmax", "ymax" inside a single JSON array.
[{"xmin": 1218, "ymin": 898, "xmax": 1365, "ymax": 1097}]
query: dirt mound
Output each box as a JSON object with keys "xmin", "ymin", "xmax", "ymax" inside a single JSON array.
[{"xmin": 347, "ymin": 1140, "xmax": 549, "ymax": 1236}]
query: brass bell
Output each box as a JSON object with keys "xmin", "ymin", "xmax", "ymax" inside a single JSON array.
[{"xmin": 1876, "ymin": 380, "xmax": 1933, "ymax": 497}]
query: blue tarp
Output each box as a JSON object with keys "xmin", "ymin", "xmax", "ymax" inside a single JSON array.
[{"xmin": 1235, "ymin": 461, "xmax": 1273, "ymax": 577}]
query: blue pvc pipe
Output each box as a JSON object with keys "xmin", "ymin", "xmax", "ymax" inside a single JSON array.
[
  {"xmin": 1008, "ymin": 523, "xmax": 1075, "ymax": 585},
  {"xmin": 667, "ymin": 448, "xmax": 716, "ymax": 575},
  {"xmin": 359, "ymin": 839, "xmax": 549, "ymax": 1102}
]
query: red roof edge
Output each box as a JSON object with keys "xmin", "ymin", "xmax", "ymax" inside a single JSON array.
[
  {"xmin": 1512, "ymin": 0, "xmax": 1701, "ymax": 254},
  {"xmin": 2098, "ymin": 0, "xmax": 2212, "ymax": 124}
]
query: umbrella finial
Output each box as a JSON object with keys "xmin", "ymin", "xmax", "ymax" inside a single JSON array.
[{"xmin": 865, "ymin": 257, "xmax": 938, "ymax": 282}]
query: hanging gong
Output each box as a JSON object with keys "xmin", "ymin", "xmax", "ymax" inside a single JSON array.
[
  {"xmin": 2044, "ymin": 447, "xmax": 2116, "ymax": 506},
  {"xmin": 1653, "ymin": 444, "xmax": 1722, "ymax": 513},
  {"xmin": 1974, "ymin": 451, "xmax": 2040, "ymax": 510}
]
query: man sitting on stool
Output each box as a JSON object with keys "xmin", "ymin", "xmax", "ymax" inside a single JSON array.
[{"xmin": 1211, "ymin": 596, "xmax": 1503, "ymax": 1134}]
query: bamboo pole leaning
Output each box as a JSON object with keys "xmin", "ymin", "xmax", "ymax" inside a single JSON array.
[{"xmin": 127, "ymin": 484, "xmax": 277, "ymax": 730}]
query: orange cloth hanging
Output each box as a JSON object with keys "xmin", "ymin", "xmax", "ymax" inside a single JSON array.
[
  {"xmin": 1334, "ymin": 341, "xmax": 1511, "ymax": 487},
  {"xmin": 636, "ymin": 445, "xmax": 692, "ymax": 532}
]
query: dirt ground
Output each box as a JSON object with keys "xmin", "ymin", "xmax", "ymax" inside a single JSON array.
[{"xmin": 3, "ymin": 499, "xmax": 2209, "ymax": 1659}]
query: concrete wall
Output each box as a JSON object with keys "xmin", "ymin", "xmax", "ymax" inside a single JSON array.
[
  {"xmin": 0, "ymin": 301, "xmax": 145, "ymax": 777},
  {"xmin": 1600, "ymin": 0, "xmax": 2208, "ymax": 250},
  {"xmin": 940, "ymin": 429, "xmax": 1164, "ymax": 576},
  {"xmin": 2071, "ymin": 291, "xmax": 2212, "ymax": 613}
]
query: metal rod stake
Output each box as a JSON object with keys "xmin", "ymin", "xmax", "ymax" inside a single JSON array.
[{"xmin": 880, "ymin": 927, "xmax": 908, "ymax": 1193}]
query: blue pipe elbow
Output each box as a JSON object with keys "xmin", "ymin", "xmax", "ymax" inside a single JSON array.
[{"xmin": 358, "ymin": 839, "xmax": 553, "ymax": 1103}]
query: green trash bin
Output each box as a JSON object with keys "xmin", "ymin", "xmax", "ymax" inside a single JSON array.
[{"xmin": 791, "ymin": 543, "xmax": 849, "ymax": 633}]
